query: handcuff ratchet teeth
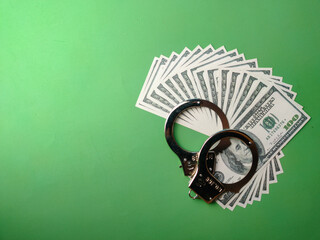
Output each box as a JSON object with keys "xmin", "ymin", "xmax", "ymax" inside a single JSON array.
[
  {"xmin": 164, "ymin": 99, "xmax": 231, "ymax": 177},
  {"xmin": 189, "ymin": 129, "xmax": 259, "ymax": 204}
]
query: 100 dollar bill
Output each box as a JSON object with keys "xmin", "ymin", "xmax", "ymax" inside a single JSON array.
[{"xmin": 216, "ymin": 84, "xmax": 310, "ymax": 206}]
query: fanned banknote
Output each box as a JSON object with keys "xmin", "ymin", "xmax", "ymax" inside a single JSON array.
[{"xmin": 136, "ymin": 45, "xmax": 310, "ymax": 210}]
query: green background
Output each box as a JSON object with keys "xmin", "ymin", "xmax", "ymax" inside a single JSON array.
[{"xmin": 0, "ymin": 0, "xmax": 319, "ymax": 239}]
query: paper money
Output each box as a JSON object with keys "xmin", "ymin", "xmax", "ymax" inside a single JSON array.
[{"xmin": 136, "ymin": 45, "xmax": 310, "ymax": 210}]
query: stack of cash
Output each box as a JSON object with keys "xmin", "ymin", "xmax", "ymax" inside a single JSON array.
[{"xmin": 136, "ymin": 45, "xmax": 310, "ymax": 210}]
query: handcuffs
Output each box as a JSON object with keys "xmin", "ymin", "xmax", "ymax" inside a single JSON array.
[{"xmin": 164, "ymin": 99, "xmax": 259, "ymax": 204}]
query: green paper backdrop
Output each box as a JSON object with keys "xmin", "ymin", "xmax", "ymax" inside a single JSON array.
[{"xmin": 0, "ymin": 0, "xmax": 319, "ymax": 239}]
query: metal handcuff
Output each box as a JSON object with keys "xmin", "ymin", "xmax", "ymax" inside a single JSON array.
[{"xmin": 164, "ymin": 99, "xmax": 259, "ymax": 203}]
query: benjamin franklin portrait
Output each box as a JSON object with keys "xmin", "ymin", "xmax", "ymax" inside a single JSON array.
[{"xmin": 219, "ymin": 130, "xmax": 265, "ymax": 175}]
